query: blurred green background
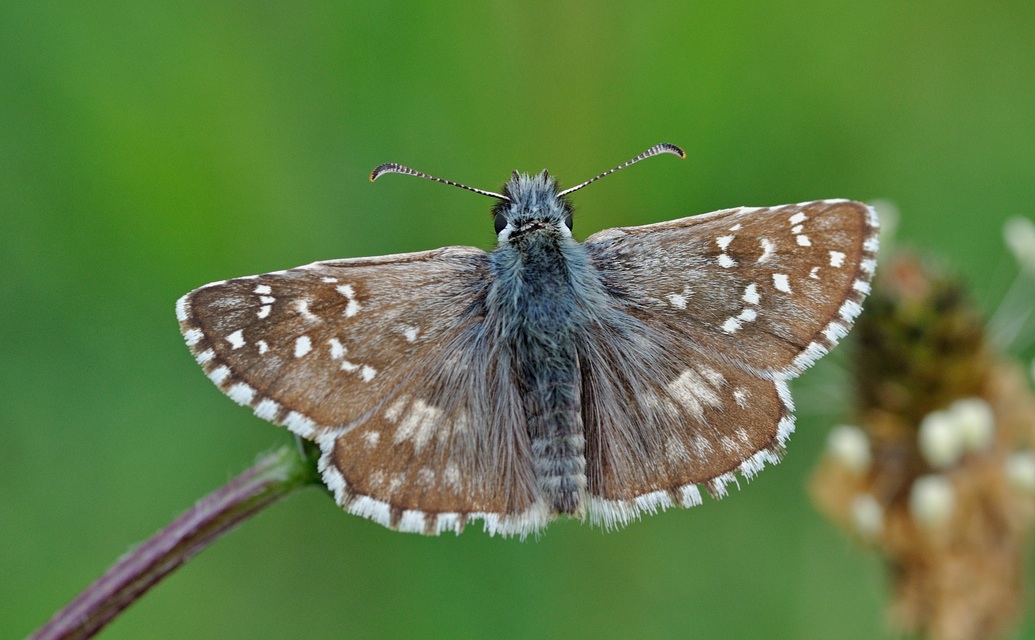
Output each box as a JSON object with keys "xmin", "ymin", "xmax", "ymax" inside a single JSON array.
[{"xmin": 3, "ymin": 2, "xmax": 1034, "ymax": 638}]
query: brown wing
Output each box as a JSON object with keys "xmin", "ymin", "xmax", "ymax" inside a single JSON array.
[
  {"xmin": 577, "ymin": 316, "xmax": 792, "ymax": 529},
  {"xmin": 177, "ymin": 246, "xmax": 548, "ymax": 537},
  {"xmin": 577, "ymin": 200, "xmax": 878, "ymax": 527},
  {"xmin": 584, "ymin": 200, "xmax": 879, "ymax": 377}
]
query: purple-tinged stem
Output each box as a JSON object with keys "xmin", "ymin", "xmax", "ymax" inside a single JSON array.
[{"xmin": 30, "ymin": 442, "xmax": 323, "ymax": 640}]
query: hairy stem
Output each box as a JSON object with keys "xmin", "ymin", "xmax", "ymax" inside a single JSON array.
[{"xmin": 31, "ymin": 440, "xmax": 323, "ymax": 640}]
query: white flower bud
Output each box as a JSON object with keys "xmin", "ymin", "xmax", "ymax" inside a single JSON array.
[
  {"xmin": 918, "ymin": 410, "xmax": 964, "ymax": 468},
  {"xmin": 826, "ymin": 425, "xmax": 872, "ymax": 474},
  {"xmin": 909, "ymin": 474, "xmax": 955, "ymax": 529},
  {"xmin": 850, "ymin": 494, "xmax": 883, "ymax": 539},
  {"xmin": 1006, "ymin": 451, "xmax": 1035, "ymax": 494},
  {"xmin": 949, "ymin": 398, "xmax": 995, "ymax": 453}
]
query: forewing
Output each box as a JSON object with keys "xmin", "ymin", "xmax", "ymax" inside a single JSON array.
[
  {"xmin": 584, "ymin": 200, "xmax": 879, "ymax": 376},
  {"xmin": 177, "ymin": 246, "xmax": 546, "ymax": 536},
  {"xmin": 578, "ymin": 317, "xmax": 792, "ymax": 529}
]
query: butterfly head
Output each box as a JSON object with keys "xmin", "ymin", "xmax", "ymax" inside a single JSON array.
[{"xmin": 493, "ymin": 171, "xmax": 574, "ymax": 244}]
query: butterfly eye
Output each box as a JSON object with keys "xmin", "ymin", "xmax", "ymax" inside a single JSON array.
[
  {"xmin": 564, "ymin": 213, "xmax": 573, "ymax": 231},
  {"xmin": 494, "ymin": 213, "xmax": 508, "ymax": 235}
]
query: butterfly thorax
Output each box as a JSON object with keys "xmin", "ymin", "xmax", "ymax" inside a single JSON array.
[{"xmin": 486, "ymin": 172, "xmax": 603, "ymax": 516}]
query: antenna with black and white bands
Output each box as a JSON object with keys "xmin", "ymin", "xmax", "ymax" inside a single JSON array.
[
  {"xmin": 370, "ymin": 143, "xmax": 685, "ymax": 200},
  {"xmin": 558, "ymin": 143, "xmax": 685, "ymax": 197}
]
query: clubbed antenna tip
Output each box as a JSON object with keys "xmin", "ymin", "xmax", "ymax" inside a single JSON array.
[
  {"xmin": 369, "ymin": 162, "xmax": 509, "ymax": 201},
  {"xmin": 558, "ymin": 143, "xmax": 686, "ymax": 197}
]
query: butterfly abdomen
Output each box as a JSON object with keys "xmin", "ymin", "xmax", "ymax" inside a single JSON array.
[{"xmin": 517, "ymin": 332, "xmax": 586, "ymax": 515}]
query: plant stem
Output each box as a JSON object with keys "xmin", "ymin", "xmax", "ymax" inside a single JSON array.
[{"xmin": 30, "ymin": 440, "xmax": 323, "ymax": 640}]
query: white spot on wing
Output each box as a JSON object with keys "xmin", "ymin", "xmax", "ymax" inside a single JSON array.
[
  {"xmin": 294, "ymin": 335, "xmax": 312, "ymax": 358},
  {"xmin": 718, "ymin": 253, "xmax": 736, "ymax": 268},
  {"xmin": 336, "ymin": 284, "xmax": 361, "ymax": 317},
  {"xmin": 347, "ymin": 495, "xmax": 390, "ymax": 528},
  {"xmin": 840, "ymin": 299, "xmax": 863, "ymax": 322},
  {"xmin": 789, "ymin": 212, "xmax": 807, "ymax": 225},
  {"xmin": 398, "ymin": 510, "xmax": 426, "ymax": 533},
  {"xmin": 175, "ymin": 296, "xmax": 188, "ymax": 322},
  {"xmin": 184, "ymin": 328, "xmax": 203, "ymax": 346},
  {"xmin": 796, "ymin": 234, "xmax": 811, "ymax": 246},
  {"xmin": 772, "ymin": 273, "xmax": 791, "ymax": 293},
  {"xmin": 823, "ymin": 322, "xmax": 849, "ymax": 343},
  {"xmin": 285, "ymin": 411, "xmax": 316, "ymax": 438},
  {"xmin": 666, "ymin": 369, "xmax": 722, "ymax": 420},
  {"xmin": 254, "ymin": 284, "xmax": 272, "ymax": 295},
  {"xmin": 443, "ymin": 463, "xmax": 462, "ymax": 490},
  {"xmin": 328, "ymin": 338, "xmax": 346, "ymax": 360},
  {"xmin": 435, "ymin": 513, "xmax": 461, "ymax": 535},
  {"xmin": 254, "ymin": 398, "xmax": 280, "ymax": 421},
  {"xmin": 294, "ymin": 299, "xmax": 319, "ymax": 321},
  {"xmin": 737, "ymin": 308, "xmax": 757, "ymax": 322},
  {"xmin": 384, "ymin": 397, "xmax": 407, "ymax": 422},
  {"xmin": 733, "ymin": 388, "xmax": 748, "ymax": 408},
  {"xmin": 257, "ymin": 305, "xmax": 271, "ymax": 319},
  {"xmin": 829, "ymin": 251, "xmax": 846, "ymax": 267},
  {"xmin": 699, "ymin": 366, "xmax": 725, "ymax": 387},
  {"xmin": 207, "ymin": 365, "xmax": 230, "ymax": 386},
  {"xmin": 393, "ymin": 399, "xmax": 442, "ymax": 451},
  {"xmin": 721, "ymin": 317, "xmax": 742, "ymax": 334},
  {"xmin": 360, "ymin": 365, "xmax": 377, "ymax": 382},
  {"xmin": 743, "ymin": 283, "xmax": 760, "ymax": 305},
  {"xmin": 257, "ymin": 340, "xmax": 268, "ymax": 354},
  {"xmin": 809, "ymin": 266, "xmax": 820, "ymax": 279},
  {"xmin": 259, "ymin": 296, "xmax": 275, "ymax": 305},
  {"xmin": 666, "ymin": 293, "xmax": 688, "ymax": 309},
  {"xmin": 227, "ymin": 382, "xmax": 255, "ymax": 405},
  {"xmin": 716, "ymin": 235, "xmax": 734, "ymax": 250},
  {"xmin": 226, "ymin": 330, "xmax": 246, "ymax": 349},
  {"xmin": 758, "ymin": 238, "xmax": 775, "ymax": 262}
]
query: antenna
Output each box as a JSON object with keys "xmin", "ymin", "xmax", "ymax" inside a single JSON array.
[
  {"xmin": 370, "ymin": 162, "xmax": 510, "ymax": 201},
  {"xmin": 557, "ymin": 143, "xmax": 685, "ymax": 197}
]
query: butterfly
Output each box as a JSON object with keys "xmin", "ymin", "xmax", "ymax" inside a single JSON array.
[{"xmin": 177, "ymin": 143, "xmax": 879, "ymax": 537}]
